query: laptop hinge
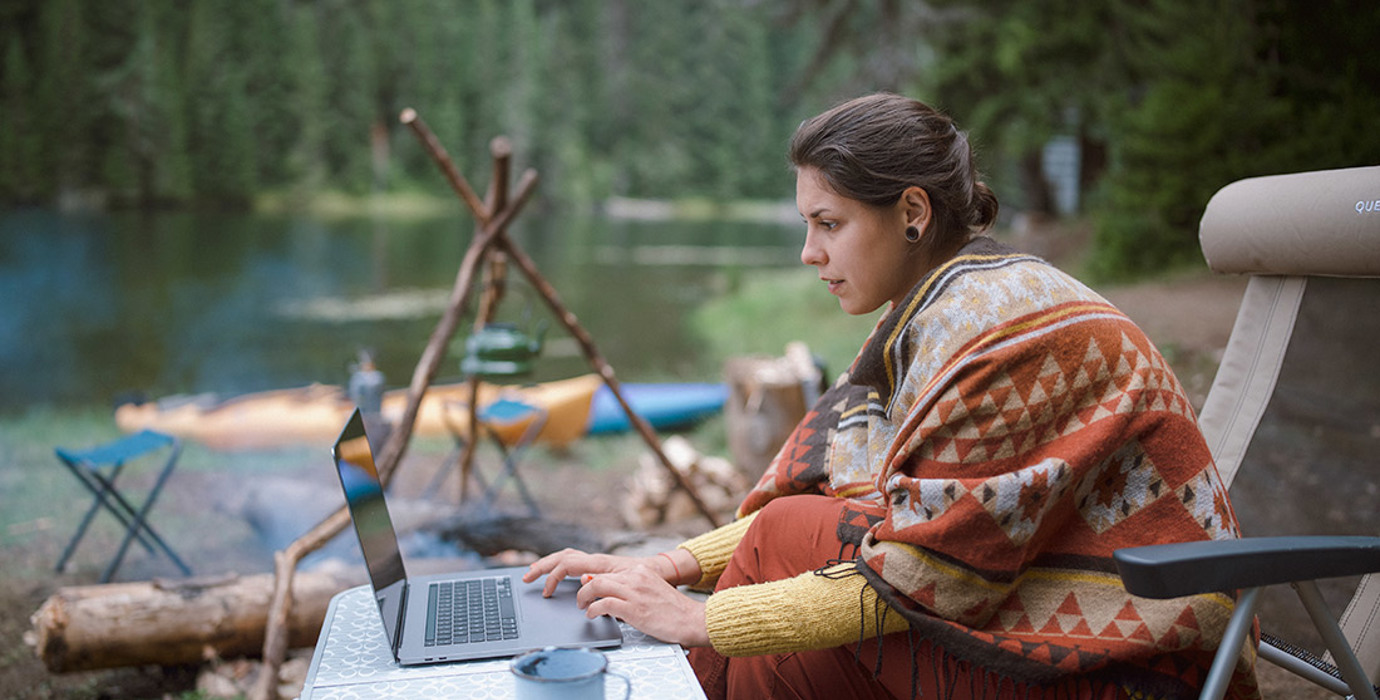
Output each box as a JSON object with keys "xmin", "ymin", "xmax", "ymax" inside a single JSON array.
[{"xmin": 393, "ymin": 582, "xmax": 408, "ymax": 655}]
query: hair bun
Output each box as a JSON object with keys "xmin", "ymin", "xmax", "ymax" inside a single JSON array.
[{"xmin": 970, "ymin": 181, "xmax": 1000, "ymax": 231}]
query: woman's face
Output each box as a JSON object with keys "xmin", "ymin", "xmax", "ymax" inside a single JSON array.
[{"xmin": 796, "ymin": 167, "xmax": 925, "ymax": 315}]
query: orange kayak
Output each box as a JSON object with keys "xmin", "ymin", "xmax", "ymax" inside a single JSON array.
[
  {"xmin": 114, "ymin": 374, "xmax": 728, "ymax": 451},
  {"xmin": 114, "ymin": 374, "xmax": 604, "ymax": 451}
]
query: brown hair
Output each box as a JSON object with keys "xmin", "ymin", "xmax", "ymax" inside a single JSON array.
[{"xmin": 789, "ymin": 93, "xmax": 999, "ymax": 247}]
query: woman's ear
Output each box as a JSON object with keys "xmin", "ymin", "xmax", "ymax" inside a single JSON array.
[{"xmin": 902, "ymin": 186, "xmax": 933, "ymax": 234}]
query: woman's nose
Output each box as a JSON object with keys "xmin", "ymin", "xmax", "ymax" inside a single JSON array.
[{"xmin": 800, "ymin": 231, "xmax": 824, "ymax": 267}]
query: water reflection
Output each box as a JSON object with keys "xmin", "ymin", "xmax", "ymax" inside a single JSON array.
[{"xmin": 0, "ymin": 208, "xmax": 801, "ymax": 414}]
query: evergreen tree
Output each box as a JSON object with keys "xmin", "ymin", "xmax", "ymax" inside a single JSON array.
[
  {"xmin": 525, "ymin": 0, "xmax": 608, "ymax": 208},
  {"xmin": 698, "ymin": 0, "xmax": 780, "ymax": 200},
  {"xmin": 36, "ymin": 0, "xmax": 90, "ymax": 196},
  {"xmin": 0, "ymin": 30, "xmax": 39, "ymax": 201},
  {"xmin": 501, "ymin": 0, "xmax": 540, "ymax": 160},
  {"xmin": 318, "ymin": 0, "xmax": 378, "ymax": 195},
  {"xmin": 616, "ymin": 3, "xmax": 698, "ymax": 197},
  {"xmin": 283, "ymin": 2, "xmax": 328, "ymax": 197},
  {"xmin": 231, "ymin": 0, "xmax": 295, "ymax": 188},
  {"xmin": 917, "ymin": 0, "xmax": 1119, "ymax": 214},
  {"xmin": 184, "ymin": 0, "xmax": 256, "ymax": 205},
  {"xmin": 149, "ymin": 2, "xmax": 192, "ymax": 203},
  {"xmin": 97, "ymin": 1, "xmax": 151, "ymax": 204},
  {"xmin": 397, "ymin": 0, "xmax": 468, "ymax": 194},
  {"xmin": 216, "ymin": 64, "xmax": 257, "ymax": 202},
  {"xmin": 1090, "ymin": 0, "xmax": 1291, "ymax": 278},
  {"xmin": 459, "ymin": 0, "xmax": 506, "ymax": 163},
  {"xmin": 1264, "ymin": 0, "xmax": 1380, "ymax": 169},
  {"xmin": 5, "ymin": 0, "xmax": 1368, "ymax": 245},
  {"xmin": 95, "ymin": 1, "xmax": 191, "ymax": 205}
]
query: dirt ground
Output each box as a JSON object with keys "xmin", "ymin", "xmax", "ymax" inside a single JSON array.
[
  {"xmin": 0, "ymin": 426, "xmax": 712, "ymax": 699},
  {"xmin": 0, "ymin": 228, "xmax": 1342, "ymax": 699}
]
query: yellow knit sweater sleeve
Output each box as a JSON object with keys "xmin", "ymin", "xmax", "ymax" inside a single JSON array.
[
  {"xmin": 703, "ymin": 562, "xmax": 911, "ymax": 657},
  {"xmin": 676, "ymin": 511, "xmax": 758, "ymax": 590}
]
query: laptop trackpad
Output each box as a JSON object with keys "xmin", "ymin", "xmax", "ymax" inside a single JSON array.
[{"xmin": 517, "ymin": 577, "xmax": 623, "ymax": 646}]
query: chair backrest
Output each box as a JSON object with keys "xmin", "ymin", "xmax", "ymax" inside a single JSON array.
[{"xmin": 1195, "ymin": 165, "xmax": 1380, "ymax": 672}]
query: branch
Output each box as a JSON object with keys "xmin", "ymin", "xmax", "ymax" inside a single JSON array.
[{"xmin": 249, "ymin": 136, "xmax": 540, "ymax": 700}]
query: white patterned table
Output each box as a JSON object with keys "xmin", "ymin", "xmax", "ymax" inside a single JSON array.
[{"xmin": 299, "ymin": 585, "xmax": 707, "ymax": 699}]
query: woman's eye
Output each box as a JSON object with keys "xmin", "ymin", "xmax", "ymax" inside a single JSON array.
[{"xmin": 820, "ymin": 220, "xmax": 838, "ymax": 231}]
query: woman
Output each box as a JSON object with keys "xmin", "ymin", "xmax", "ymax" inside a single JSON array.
[{"xmin": 525, "ymin": 93, "xmax": 1258, "ymax": 699}]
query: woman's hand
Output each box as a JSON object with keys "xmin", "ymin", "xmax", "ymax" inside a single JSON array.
[
  {"xmin": 577, "ymin": 566, "xmax": 710, "ymax": 648},
  {"xmin": 522, "ymin": 548, "xmax": 710, "ymax": 647},
  {"xmin": 522, "ymin": 547, "xmax": 700, "ymax": 598},
  {"xmin": 524, "ymin": 546, "xmax": 706, "ymax": 596},
  {"xmin": 521, "ymin": 549, "xmax": 641, "ymax": 597}
]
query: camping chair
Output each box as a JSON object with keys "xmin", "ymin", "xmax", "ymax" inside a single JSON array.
[
  {"xmin": 1113, "ymin": 165, "xmax": 1380, "ymax": 699},
  {"xmin": 54, "ymin": 429, "xmax": 193, "ymax": 583}
]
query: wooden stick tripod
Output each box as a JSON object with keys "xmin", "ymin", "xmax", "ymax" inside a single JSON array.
[{"xmin": 250, "ymin": 109, "xmax": 721, "ymax": 699}]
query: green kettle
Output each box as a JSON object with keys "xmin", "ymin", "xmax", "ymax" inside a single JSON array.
[{"xmin": 460, "ymin": 321, "xmax": 547, "ymax": 378}]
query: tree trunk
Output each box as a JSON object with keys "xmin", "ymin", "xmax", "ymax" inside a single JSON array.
[
  {"xmin": 1020, "ymin": 149, "xmax": 1055, "ymax": 217},
  {"xmin": 723, "ymin": 342, "xmax": 823, "ymax": 483},
  {"xmin": 28, "ymin": 571, "xmax": 359, "ymax": 674}
]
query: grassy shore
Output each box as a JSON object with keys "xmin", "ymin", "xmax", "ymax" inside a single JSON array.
[{"xmin": 689, "ymin": 267, "xmax": 880, "ymax": 380}]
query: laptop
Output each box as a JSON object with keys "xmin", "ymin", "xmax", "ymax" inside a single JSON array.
[{"xmin": 331, "ymin": 408, "xmax": 622, "ymax": 665}]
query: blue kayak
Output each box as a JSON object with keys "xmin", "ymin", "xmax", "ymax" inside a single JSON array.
[{"xmin": 585, "ymin": 382, "xmax": 729, "ymax": 435}]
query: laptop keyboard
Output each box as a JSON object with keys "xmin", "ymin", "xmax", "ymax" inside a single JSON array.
[{"xmin": 425, "ymin": 576, "xmax": 519, "ymax": 647}]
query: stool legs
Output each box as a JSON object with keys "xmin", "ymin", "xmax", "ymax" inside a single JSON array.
[
  {"xmin": 434, "ymin": 413, "xmax": 544, "ymax": 517},
  {"xmin": 55, "ymin": 438, "xmax": 192, "ymax": 583},
  {"xmin": 483, "ymin": 437, "xmax": 542, "ymax": 517},
  {"xmin": 55, "ymin": 461, "xmax": 159, "ymax": 575},
  {"xmin": 98, "ymin": 447, "xmax": 192, "ymax": 582}
]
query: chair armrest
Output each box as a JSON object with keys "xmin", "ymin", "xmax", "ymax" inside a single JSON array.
[{"xmin": 1114, "ymin": 536, "xmax": 1380, "ymax": 599}]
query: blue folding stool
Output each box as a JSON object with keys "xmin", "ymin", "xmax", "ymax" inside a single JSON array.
[
  {"xmin": 54, "ymin": 430, "xmax": 193, "ymax": 582},
  {"xmin": 472, "ymin": 398, "xmax": 546, "ymax": 516},
  {"xmin": 434, "ymin": 397, "xmax": 546, "ymax": 516}
]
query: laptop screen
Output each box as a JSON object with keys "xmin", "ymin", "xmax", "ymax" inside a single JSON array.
[{"xmin": 333, "ymin": 409, "xmax": 407, "ymax": 645}]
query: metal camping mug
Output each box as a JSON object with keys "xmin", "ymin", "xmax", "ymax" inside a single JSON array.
[{"xmin": 510, "ymin": 646, "xmax": 631, "ymax": 700}]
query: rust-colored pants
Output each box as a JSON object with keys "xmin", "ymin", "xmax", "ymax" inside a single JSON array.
[{"xmin": 687, "ymin": 495, "xmax": 1126, "ymax": 700}]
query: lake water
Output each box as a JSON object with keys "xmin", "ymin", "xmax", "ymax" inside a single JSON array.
[{"xmin": 0, "ymin": 207, "xmax": 803, "ymax": 415}]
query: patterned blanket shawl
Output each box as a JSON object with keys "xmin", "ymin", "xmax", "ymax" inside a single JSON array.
[{"xmin": 738, "ymin": 237, "xmax": 1258, "ymax": 698}]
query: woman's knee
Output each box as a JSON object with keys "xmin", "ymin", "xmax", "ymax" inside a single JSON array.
[
  {"xmin": 724, "ymin": 495, "xmax": 851, "ymax": 588},
  {"xmin": 750, "ymin": 494, "xmax": 840, "ymax": 530},
  {"xmin": 748, "ymin": 495, "xmax": 849, "ymax": 553}
]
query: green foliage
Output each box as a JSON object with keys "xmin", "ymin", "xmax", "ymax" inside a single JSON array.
[
  {"xmin": 96, "ymin": 2, "xmax": 193, "ymax": 204},
  {"xmin": 1084, "ymin": 0, "xmax": 1380, "ymax": 281},
  {"xmin": 917, "ymin": 0, "xmax": 1122, "ymax": 212},
  {"xmin": 910, "ymin": 0, "xmax": 1380, "ymax": 281},
  {"xmin": 1, "ymin": 0, "xmax": 1375, "ymax": 283},
  {"xmin": 0, "ymin": 0, "xmax": 805, "ymax": 210},
  {"xmin": 318, "ymin": 1, "xmax": 377, "ymax": 195},
  {"xmin": 185, "ymin": 0, "xmax": 256, "ymax": 204},
  {"xmin": 688, "ymin": 268, "xmax": 881, "ymax": 381},
  {"xmin": 1085, "ymin": 1, "xmax": 1251, "ymax": 278},
  {"xmin": 283, "ymin": 2, "xmax": 329, "ymax": 197},
  {"xmin": 0, "ymin": 30, "xmax": 39, "ymax": 201},
  {"xmin": 37, "ymin": 0, "xmax": 90, "ymax": 192}
]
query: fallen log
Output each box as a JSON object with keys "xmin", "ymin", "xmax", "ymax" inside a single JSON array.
[{"xmin": 27, "ymin": 571, "xmax": 359, "ymax": 674}]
